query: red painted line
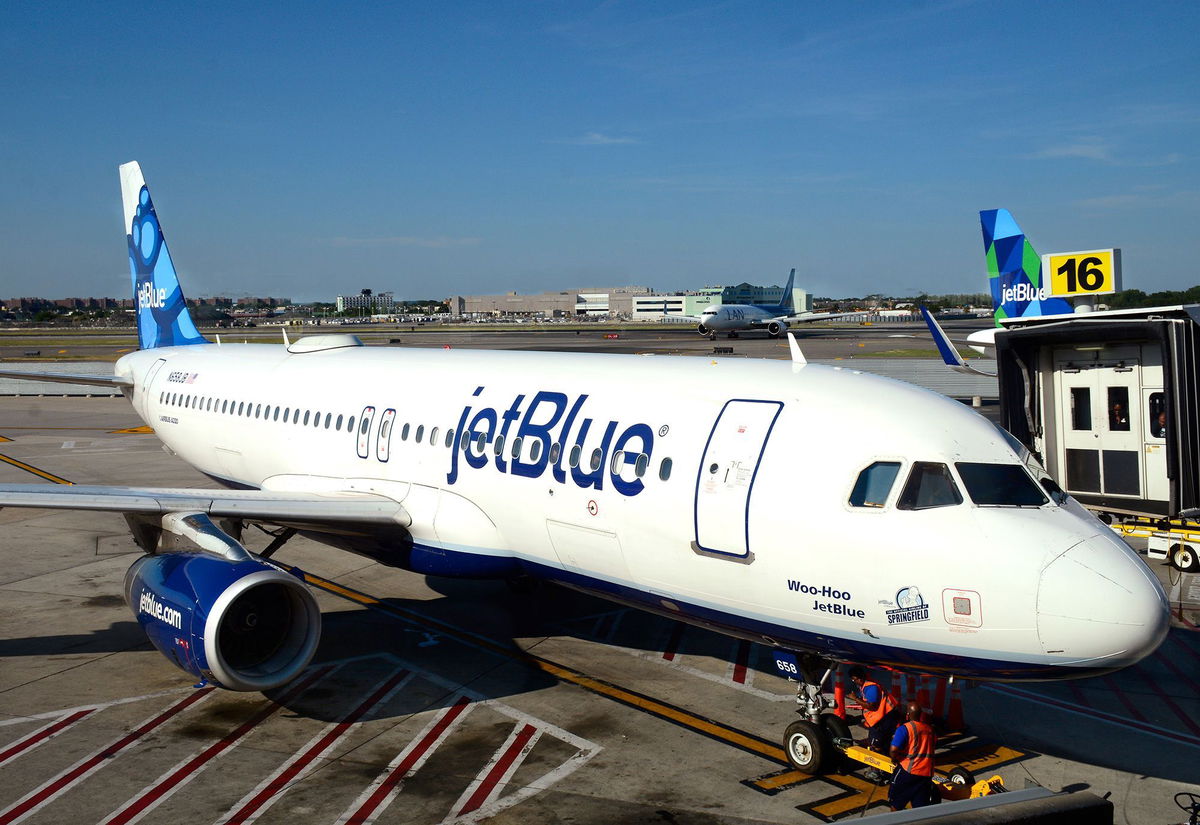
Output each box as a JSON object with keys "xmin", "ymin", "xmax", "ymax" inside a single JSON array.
[
  {"xmin": 0, "ymin": 709, "xmax": 94, "ymax": 768},
  {"xmin": 1150, "ymin": 651, "xmax": 1200, "ymax": 738},
  {"xmin": 661, "ymin": 622, "xmax": 684, "ymax": 662},
  {"xmin": 345, "ymin": 695, "xmax": 472, "ymax": 825},
  {"xmin": 731, "ymin": 640, "xmax": 750, "ymax": 684},
  {"xmin": 1168, "ymin": 628, "xmax": 1200, "ymax": 666},
  {"xmin": 458, "ymin": 724, "xmax": 538, "ymax": 815},
  {"xmin": 103, "ymin": 667, "xmax": 333, "ymax": 825},
  {"xmin": 988, "ymin": 684, "xmax": 1200, "ymax": 749},
  {"xmin": 223, "ymin": 670, "xmax": 410, "ymax": 825},
  {"xmin": 1102, "ymin": 674, "xmax": 1148, "ymax": 723},
  {"xmin": 0, "ymin": 689, "xmax": 212, "ymax": 825},
  {"xmin": 1066, "ymin": 680, "xmax": 1088, "ymax": 708}
]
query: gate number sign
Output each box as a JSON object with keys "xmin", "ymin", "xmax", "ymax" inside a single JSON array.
[{"xmin": 1045, "ymin": 249, "xmax": 1122, "ymax": 297}]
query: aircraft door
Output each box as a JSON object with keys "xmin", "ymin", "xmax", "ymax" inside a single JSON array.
[
  {"xmin": 376, "ymin": 408, "xmax": 396, "ymax": 462},
  {"xmin": 139, "ymin": 358, "xmax": 168, "ymax": 419},
  {"xmin": 1055, "ymin": 357, "xmax": 1142, "ymax": 497},
  {"xmin": 694, "ymin": 399, "xmax": 783, "ymax": 558},
  {"xmin": 356, "ymin": 405, "xmax": 375, "ymax": 459}
]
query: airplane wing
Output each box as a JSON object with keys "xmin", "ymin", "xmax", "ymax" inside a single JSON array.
[
  {"xmin": 774, "ymin": 310, "xmax": 862, "ymax": 324},
  {"xmin": 0, "ymin": 484, "xmax": 410, "ymax": 526},
  {"xmin": 919, "ymin": 306, "xmax": 996, "ymax": 377},
  {"xmin": 0, "ymin": 369, "xmax": 132, "ymax": 388}
]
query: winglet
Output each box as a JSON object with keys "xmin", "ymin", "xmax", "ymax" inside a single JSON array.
[
  {"xmin": 282, "ymin": 326, "xmax": 290, "ymax": 346},
  {"xmin": 920, "ymin": 306, "xmax": 995, "ymax": 377},
  {"xmin": 786, "ymin": 332, "xmax": 806, "ymax": 366}
]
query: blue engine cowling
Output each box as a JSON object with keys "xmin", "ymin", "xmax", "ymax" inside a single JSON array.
[{"xmin": 124, "ymin": 552, "xmax": 321, "ymax": 691}]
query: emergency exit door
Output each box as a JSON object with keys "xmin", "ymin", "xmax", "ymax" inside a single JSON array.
[
  {"xmin": 694, "ymin": 399, "xmax": 783, "ymax": 558},
  {"xmin": 1056, "ymin": 361, "xmax": 1142, "ymax": 497}
]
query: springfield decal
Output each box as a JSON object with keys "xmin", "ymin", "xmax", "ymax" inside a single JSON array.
[
  {"xmin": 786, "ymin": 581, "xmax": 865, "ymax": 619},
  {"xmin": 885, "ymin": 586, "xmax": 930, "ymax": 625},
  {"xmin": 446, "ymin": 387, "xmax": 656, "ymax": 497}
]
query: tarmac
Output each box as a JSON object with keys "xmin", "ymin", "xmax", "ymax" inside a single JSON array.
[{"xmin": 0, "ymin": 325, "xmax": 1197, "ymax": 824}]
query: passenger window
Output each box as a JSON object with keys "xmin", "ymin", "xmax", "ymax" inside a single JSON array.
[
  {"xmin": 610, "ymin": 450, "xmax": 624, "ymax": 475},
  {"xmin": 313, "ymin": 411, "xmax": 321, "ymax": 427},
  {"xmin": 549, "ymin": 443, "xmax": 562, "ymax": 465},
  {"xmin": 530, "ymin": 440, "xmax": 542, "ymax": 462},
  {"xmin": 849, "ymin": 461, "xmax": 901, "ymax": 508},
  {"xmin": 380, "ymin": 420, "xmax": 391, "ymax": 440},
  {"xmin": 347, "ymin": 416, "xmax": 355, "ymax": 433},
  {"xmin": 401, "ymin": 423, "xmax": 410, "ymax": 441},
  {"xmin": 475, "ymin": 432, "xmax": 486, "ymax": 451},
  {"xmin": 335, "ymin": 414, "xmax": 343, "ymax": 430},
  {"xmin": 461, "ymin": 432, "xmax": 471, "ymax": 451},
  {"xmin": 222, "ymin": 400, "xmax": 229, "ymax": 414},
  {"xmin": 283, "ymin": 406, "xmax": 289, "ymax": 421},
  {"xmin": 590, "ymin": 448, "xmax": 602, "ymax": 471},
  {"xmin": 238, "ymin": 402, "xmax": 245, "ymax": 416},
  {"xmin": 1107, "ymin": 387, "xmax": 1130, "ymax": 431},
  {"xmin": 303, "ymin": 411, "xmax": 310, "ymax": 425},
  {"xmin": 897, "ymin": 462, "xmax": 963, "ymax": 510},
  {"xmin": 511, "ymin": 436, "xmax": 523, "ymax": 458},
  {"xmin": 445, "ymin": 429, "xmax": 454, "ymax": 448},
  {"xmin": 415, "ymin": 425, "xmax": 424, "ymax": 443},
  {"xmin": 274, "ymin": 407, "xmax": 281, "ymax": 422},
  {"xmin": 635, "ymin": 453, "xmax": 649, "ymax": 477},
  {"xmin": 1070, "ymin": 387, "xmax": 1091, "ymax": 431},
  {"xmin": 659, "ymin": 457, "xmax": 673, "ymax": 480},
  {"xmin": 324, "ymin": 413, "xmax": 332, "ymax": 429},
  {"xmin": 494, "ymin": 434, "xmax": 505, "ymax": 455},
  {"xmin": 956, "ymin": 463, "xmax": 1047, "ymax": 507},
  {"xmin": 430, "ymin": 426, "xmax": 440, "ymax": 444},
  {"xmin": 1149, "ymin": 392, "xmax": 1166, "ymax": 439},
  {"xmin": 569, "ymin": 444, "xmax": 582, "ymax": 468},
  {"xmin": 255, "ymin": 404, "xmax": 262, "ymax": 418}
]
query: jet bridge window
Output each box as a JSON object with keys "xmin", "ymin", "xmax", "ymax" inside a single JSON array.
[
  {"xmin": 955, "ymin": 463, "xmax": 1047, "ymax": 507},
  {"xmin": 897, "ymin": 462, "xmax": 963, "ymax": 510},
  {"xmin": 1149, "ymin": 392, "xmax": 1166, "ymax": 439},
  {"xmin": 849, "ymin": 461, "xmax": 901, "ymax": 508}
]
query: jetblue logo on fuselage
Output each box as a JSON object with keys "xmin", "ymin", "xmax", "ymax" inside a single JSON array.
[
  {"xmin": 137, "ymin": 282, "xmax": 168, "ymax": 310},
  {"xmin": 446, "ymin": 387, "xmax": 655, "ymax": 497}
]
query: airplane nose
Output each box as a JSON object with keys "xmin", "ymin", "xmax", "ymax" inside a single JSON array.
[{"xmin": 1037, "ymin": 534, "xmax": 1170, "ymax": 668}]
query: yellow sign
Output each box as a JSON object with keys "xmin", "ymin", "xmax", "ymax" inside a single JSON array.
[{"xmin": 1046, "ymin": 249, "xmax": 1121, "ymax": 297}]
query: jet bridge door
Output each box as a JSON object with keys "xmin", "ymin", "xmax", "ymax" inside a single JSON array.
[
  {"xmin": 693, "ymin": 399, "xmax": 783, "ymax": 558},
  {"xmin": 1054, "ymin": 352, "xmax": 1143, "ymax": 498}
]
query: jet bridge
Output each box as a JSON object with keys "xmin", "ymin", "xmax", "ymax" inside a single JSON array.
[{"xmin": 994, "ymin": 305, "xmax": 1200, "ymax": 522}]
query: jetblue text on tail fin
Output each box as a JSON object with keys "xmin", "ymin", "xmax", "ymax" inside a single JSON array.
[
  {"xmin": 120, "ymin": 162, "xmax": 206, "ymax": 349},
  {"xmin": 981, "ymin": 208, "xmax": 1072, "ymax": 326}
]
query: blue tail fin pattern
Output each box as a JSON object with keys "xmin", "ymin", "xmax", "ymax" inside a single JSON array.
[
  {"xmin": 981, "ymin": 209, "xmax": 1072, "ymax": 326},
  {"xmin": 120, "ymin": 162, "xmax": 206, "ymax": 350}
]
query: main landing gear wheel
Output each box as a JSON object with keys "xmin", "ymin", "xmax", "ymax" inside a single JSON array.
[
  {"xmin": 784, "ymin": 720, "xmax": 826, "ymax": 774},
  {"xmin": 1171, "ymin": 544, "xmax": 1200, "ymax": 572}
]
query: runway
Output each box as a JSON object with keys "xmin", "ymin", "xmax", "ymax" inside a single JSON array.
[{"xmin": 0, "ymin": 337, "xmax": 1198, "ymax": 823}]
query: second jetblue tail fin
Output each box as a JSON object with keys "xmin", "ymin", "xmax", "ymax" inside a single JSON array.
[
  {"xmin": 120, "ymin": 162, "xmax": 206, "ymax": 349},
  {"xmin": 980, "ymin": 209, "xmax": 1072, "ymax": 327}
]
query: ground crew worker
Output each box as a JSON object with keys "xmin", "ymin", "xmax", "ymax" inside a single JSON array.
[
  {"xmin": 889, "ymin": 701, "xmax": 938, "ymax": 810},
  {"xmin": 848, "ymin": 666, "xmax": 901, "ymax": 754}
]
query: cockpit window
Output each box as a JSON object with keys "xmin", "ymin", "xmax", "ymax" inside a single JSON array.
[
  {"xmin": 849, "ymin": 461, "xmax": 901, "ymax": 508},
  {"xmin": 897, "ymin": 462, "xmax": 963, "ymax": 510},
  {"xmin": 956, "ymin": 462, "xmax": 1048, "ymax": 507}
]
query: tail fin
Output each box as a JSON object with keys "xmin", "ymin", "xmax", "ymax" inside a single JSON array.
[
  {"xmin": 120, "ymin": 162, "xmax": 206, "ymax": 349},
  {"xmin": 980, "ymin": 209, "xmax": 1072, "ymax": 327},
  {"xmin": 781, "ymin": 268, "xmax": 796, "ymax": 312}
]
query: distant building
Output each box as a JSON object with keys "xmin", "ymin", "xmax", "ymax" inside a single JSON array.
[
  {"xmin": 448, "ymin": 286, "xmax": 653, "ymax": 319},
  {"xmin": 336, "ymin": 289, "xmax": 395, "ymax": 314}
]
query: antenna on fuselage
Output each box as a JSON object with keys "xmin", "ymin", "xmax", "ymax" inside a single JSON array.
[{"xmin": 787, "ymin": 332, "xmax": 806, "ymax": 366}]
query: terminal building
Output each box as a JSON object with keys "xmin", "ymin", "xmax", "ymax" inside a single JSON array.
[{"xmin": 336, "ymin": 289, "xmax": 395, "ymax": 314}]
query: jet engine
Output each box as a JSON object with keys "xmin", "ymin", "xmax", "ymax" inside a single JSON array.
[
  {"xmin": 124, "ymin": 551, "xmax": 321, "ymax": 691},
  {"xmin": 697, "ymin": 323, "xmax": 711, "ymax": 336},
  {"xmin": 766, "ymin": 320, "xmax": 788, "ymax": 338}
]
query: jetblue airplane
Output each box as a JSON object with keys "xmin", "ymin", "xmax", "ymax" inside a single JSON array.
[
  {"xmin": 922, "ymin": 209, "xmax": 1076, "ymax": 374},
  {"xmin": 0, "ymin": 165, "xmax": 1170, "ymax": 765},
  {"xmin": 691, "ymin": 269, "xmax": 855, "ymax": 338}
]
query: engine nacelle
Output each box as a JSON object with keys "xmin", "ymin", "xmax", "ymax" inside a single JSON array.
[
  {"xmin": 124, "ymin": 552, "xmax": 321, "ymax": 691},
  {"xmin": 697, "ymin": 323, "xmax": 711, "ymax": 336},
  {"xmin": 766, "ymin": 320, "xmax": 788, "ymax": 337}
]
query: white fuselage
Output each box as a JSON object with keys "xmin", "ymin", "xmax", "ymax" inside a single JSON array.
[
  {"xmin": 698, "ymin": 303, "xmax": 782, "ymax": 333},
  {"xmin": 113, "ymin": 341, "xmax": 1169, "ymax": 680}
]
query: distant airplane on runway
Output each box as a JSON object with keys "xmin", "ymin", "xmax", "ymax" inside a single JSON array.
[
  {"xmin": 687, "ymin": 268, "xmax": 857, "ymax": 339},
  {"xmin": 0, "ymin": 165, "xmax": 1169, "ymax": 775}
]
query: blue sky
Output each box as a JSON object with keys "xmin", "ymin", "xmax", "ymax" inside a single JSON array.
[{"xmin": 2, "ymin": 1, "xmax": 1197, "ymax": 301}]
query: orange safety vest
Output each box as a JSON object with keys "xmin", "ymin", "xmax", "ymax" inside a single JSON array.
[
  {"xmin": 899, "ymin": 720, "xmax": 935, "ymax": 777},
  {"xmin": 860, "ymin": 680, "xmax": 898, "ymax": 727}
]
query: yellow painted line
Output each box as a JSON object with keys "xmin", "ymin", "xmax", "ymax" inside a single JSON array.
[
  {"xmin": 108, "ymin": 426, "xmax": 155, "ymax": 434},
  {"xmin": 0, "ymin": 454, "xmax": 73, "ymax": 485},
  {"xmin": 939, "ymin": 744, "xmax": 1024, "ymax": 774},
  {"xmin": 811, "ymin": 772, "xmax": 885, "ymax": 818},
  {"xmin": 749, "ymin": 770, "xmax": 811, "ymax": 791},
  {"xmin": 299, "ymin": 570, "xmax": 789, "ymax": 765},
  {"xmin": 0, "ymin": 436, "xmax": 10, "ymax": 443}
]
